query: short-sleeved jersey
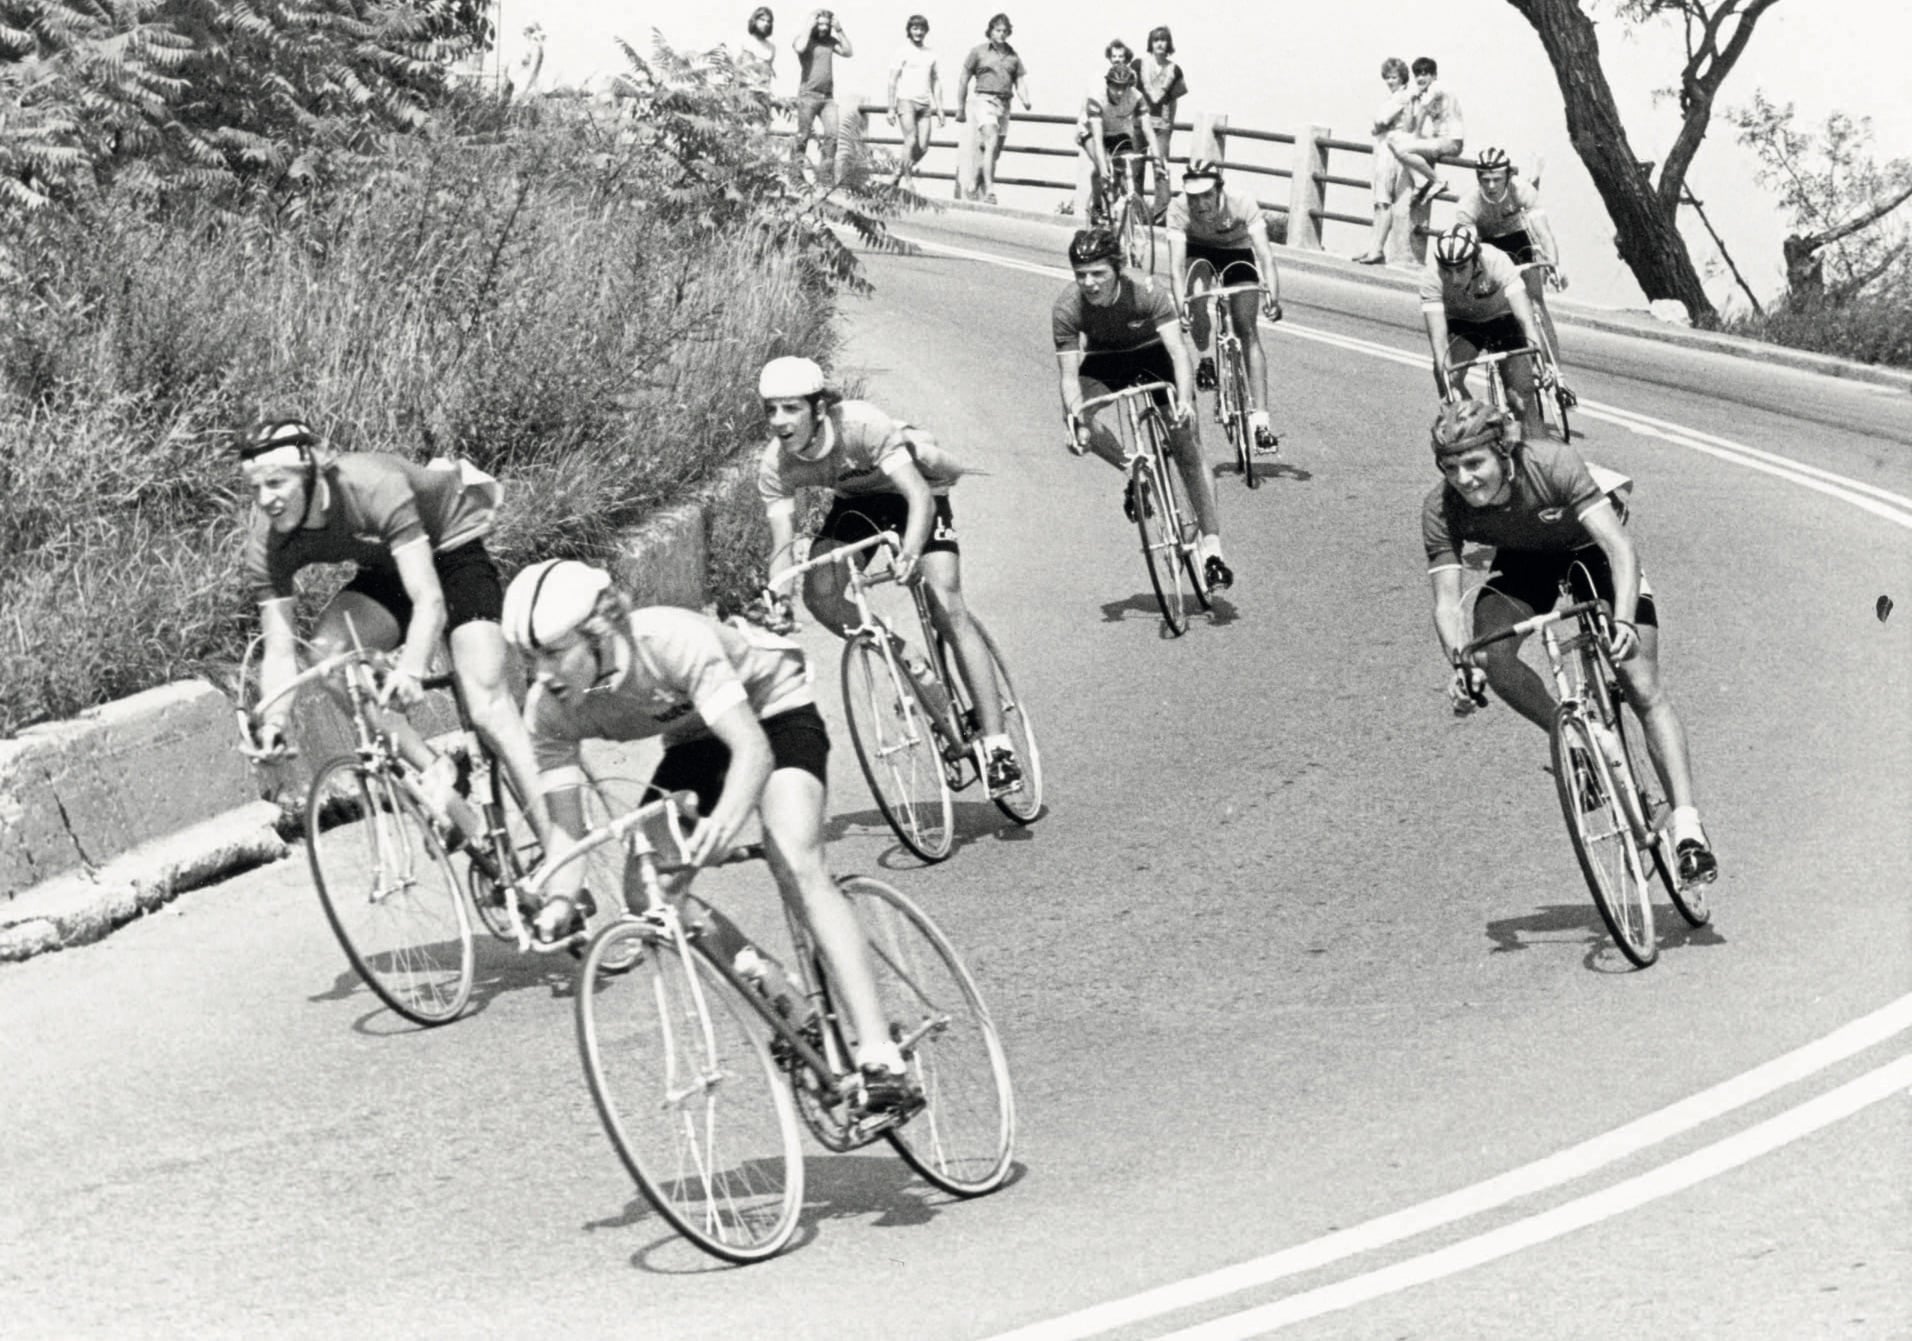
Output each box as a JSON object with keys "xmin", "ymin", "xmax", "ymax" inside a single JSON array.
[
  {"xmin": 891, "ymin": 44, "xmax": 938, "ymax": 103},
  {"xmin": 1455, "ymin": 179, "xmax": 1538, "ymax": 240},
  {"xmin": 1166, "ymin": 186, "xmax": 1266, "ymax": 249},
  {"xmin": 1083, "ymin": 81, "xmax": 1144, "ymax": 138},
  {"xmin": 796, "ymin": 34, "xmax": 840, "ymax": 96},
  {"xmin": 756, "ymin": 400, "xmax": 964, "ymax": 515},
  {"xmin": 961, "ymin": 43, "xmax": 1024, "ymax": 96},
  {"xmin": 1418, "ymin": 243, "xmax": 1524, "ymax": 323},
  {"xmin": 244, "ymin": 451, "xmax": 495, "ymax": 603},
  {"xmin": 524, "ymin": 607, "xmax": 814, "ymax": 789},
  {"xmin": 1422, "ymin": 438, "xmax": 1608, "ymax": 570},
  {"xmin": 1052, "ymin": 273, "xmax": 1179, "ymax": 354}
]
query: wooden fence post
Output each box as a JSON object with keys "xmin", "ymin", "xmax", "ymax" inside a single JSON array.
[
  {"xmin": 1288, "ymin": 123, "xmax": 1329, "ymax": 251},
  {"xmin": 1192, "ymin": 111, "xmax": 1228, "ymax": 167}
]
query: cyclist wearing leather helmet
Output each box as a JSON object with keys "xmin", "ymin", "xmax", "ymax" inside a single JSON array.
[
  {"xmin": 1053, "ymin": 226, "xmax": 1235, "ymax": 591},
  {"xmin": 1422, "ymin": 400, "xmax": 1718, "ymax": 886},
  {"xmin": 1421, "ymin": 224, "xmax": 1551, "ymax": 438}
]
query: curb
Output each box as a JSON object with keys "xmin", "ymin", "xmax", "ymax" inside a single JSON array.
[
  {"xmin": 914, "ymin": 201, "xmax": 1912, "ymax": 394},
  {"xmin": 1, "ymin": 449, "xmax": 766, "ymax": 966}
]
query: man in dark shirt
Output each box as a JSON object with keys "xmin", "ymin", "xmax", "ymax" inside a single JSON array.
[{"xmin": 792, "ymin": 9, "xmax": 853, "ymax": 186}]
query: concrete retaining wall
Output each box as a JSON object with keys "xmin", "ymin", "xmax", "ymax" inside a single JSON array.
[{"xmin": 1, "ymin": 448, "xmax": 767, "ymax": 963}]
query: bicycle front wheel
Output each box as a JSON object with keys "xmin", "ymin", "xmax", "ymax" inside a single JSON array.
[
  {"xmin": 307, "ymin": 756, "xmax": 474, "ymax": 1025},
  {"xmin": 1222, "ymin": 342, "xmax": 1257, "ymax": 490},
  {"xmin": 577, "ymin": 921, "xmax": 804, "ymax": 1264},
  {"xmin": 839, "ymin": 876, "xmax": 1016, "ymax": 1197},
  {"xmin": 1551, "ymin": 710, "xmax": 1658, "ymax": 967},
  {"xmin": 842, "ymin": 636, "xmax": 955, "ymax": 862},
  {"xmin": 1616, "ymin": 703, "xmax": 1709, "ymax": 927},
  {"xmin": 972, "ymin": 619, "xmax": 1044, "ymax": 824},
  {"xmin": 1132, "ymin": 453, "xmax": 1190, "ymax": 635}
]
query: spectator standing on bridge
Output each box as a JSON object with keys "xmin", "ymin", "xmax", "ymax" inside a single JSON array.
[
  {"xmin": 1134, "ymin": 26, "xmax": 1186, "ymax": 222},
  {"xmin": 739, "ymin": 6, "xmax": 776, "ymax": 91},
  {"xmin": 955, "ymin": 13, "xmax": 1030, "ymax": 204},
  {"xmin": 1389, "ymin": 56, "xmax": 1464, "ymax": 208},
  {"xmin": 887, "ymin": 14, "xmax": 944, "ymax": 189},
  {"xmin": 1354, "ymin": 56, "xmax": 1413, "ymax": 264},
  {"xmin": 792, "ymin": 9, "xmax": 853, "ymax": 187}
]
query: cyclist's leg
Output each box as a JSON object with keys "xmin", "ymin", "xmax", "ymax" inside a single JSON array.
[
  {"xmin": 916, "ymin": 537, "xmax": 1006, "ymax": 740},
  {"xmin": 801, "ymin": 496, "xmax": 885, "ymax": 637},
  {"xmin": 309, "ymin": 581, "xmax": 438, "ymax": 772},
  {"xmin": 1074, "ymin": 137, "xmax": 1100, "ymax": 220},
  {"xmin": 439, "ymin": 544, "xmax": 549, "ymax": 843},
  {"xmin": 1471, "ymin": 559, "xmax": 1559, "ymax": 730},
  {"xmin": 1165, "ymin": 412, "xmax": 1225, "ymax": 547},
  {"xmin": 1500, "ymin": 339, "xmax": 1544, "ymax": 438},
  {"xmin": 757, "ymin": 753, "xmax": 911, "ymax": 1079},
  {"xmin": 1442, "ymin": 327, "xmax": 1484, "ymax": 402},
  {"xmin": 1183, "ymin": 254, "xmax": 1217, "ymax": 354},
  {"xmin": 1229, "ymin": 284, "xmax": 1268, "ymax": 411},
  {"xmin": 1076, "ymin": 359, "xmax": 1137, "ymax": 471}
]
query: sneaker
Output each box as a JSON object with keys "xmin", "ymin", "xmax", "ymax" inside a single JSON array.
[
  {"xmin": 1195, "ymin": 356, "xmax": 1217, "ymax": 391},
  {"xmin": 1203, "ymin": 554, "xmax": 1234, "ymax": 591},
  {"xmin": 858, "ymin": 1063, "xmax": 926, "ymax": 1117},
  {"xmin": 533, "ymin": 891, "xmax": 593, "ymax": 948},
  {"xmin": 1250, "ymin": 410, "xmax": 1278, "ymax": 452},
  {"xmin": 1558, "ymin": 382, "xmax": 1579, "ymax": 409},
  {"xmin": 1676, "ymin": 839, "xmax": 1719, "ymax": 886},
  {"xmin": 1414, "ymin": 176, "xmax": 1447, "ymax": 205},
  {"xmin": 984, "ymin": 747, "xmax": 1023, "ymax": 797}
]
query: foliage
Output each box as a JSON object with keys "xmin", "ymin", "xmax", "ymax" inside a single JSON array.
[{"xmin": 1723, "ymin": 295, "xmax": 1912, "ymax": 370}]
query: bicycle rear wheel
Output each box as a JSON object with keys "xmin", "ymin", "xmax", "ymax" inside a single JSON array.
[
  {"xmin": 971, "ymin": 619, "xmax": 1044, "ymax": 823},
  {"xmin": 837, "ymin": 876, "xmax": 1015, "ymax": 1197},
  {"xmin": 842, "ymin": 635, "xmax": 955, "ymax": 862},
  {"xmin": 1132, "ymin": 453, "xmax": 1189, "ymax": 635},
  {"xmin": 577, "ymin": 921, "xmax": 804, "ymax": 1264},
  {"xmin": 307, "ymin": 756, "xmax": 474, "ymax": 1025},
  {"xmin": 1615, "ymin": 702, "xmax": 1709, "ymax": 927},
  {"xmin": 1551, "ymin": 709, "xmax": 1658, "ymax": 967}
]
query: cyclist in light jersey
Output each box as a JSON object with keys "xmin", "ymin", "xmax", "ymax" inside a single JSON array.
[
  {"xmin": 886, "ymin": 14, "xmax": 944, "ymax": 188},
  {"xmin": 1165, "ymin": 159, "xmax": 1283, "ymax": 451},
  {"xmin": 1455, "ymin": 147, "xmax": 1572, "ymax": 402},
  {"xmin": 237, "ymin": 414, "xmax": 545, "ymax": 845},
  {"xmin": 1421, "ymin": 225, "xmax": 1552, "ymax": 439},
  {"xmin": 1054, "ymin": 226, "xmax": 1235, "ymax": 591},
  {"xmin": 1074, "ymin": 45, "xmax": 1149, "ymax": 223},
  {"xmin": 503, "ymin": 562, "xmax": 923, "ymax": 1115},
  {"xmin": 755, "ymin": 357, "xmax": 1023, "ymax": 797},
  {"xmin": 1422, "ymin": 399, "xmax": 1718, "ymax": 885}
]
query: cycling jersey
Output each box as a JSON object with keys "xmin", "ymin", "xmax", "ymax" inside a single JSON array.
[
  {"xmin": 1083, "ymin": 82, "xmax": 1144, "ymax": 139},
  {"xmin": 1422, "ymin": 437, "xmax": 1607, "ymax": 569},
  {"xmin": 891, "ymin": 44, "xmax": 938, "ymax": 105},
  {"xmin": 524, "ymin": 606, "xmax": 814, "ymax": 792},
  {"xmin": 1455, "ymin": 179, "xmax": 1538, "ymax": 240},
  {"xmin": 757, "ymin": 400, "xmax": 965, "ymax": 518},
  {"xmin": 245, "ymin": 451, "xmax": 496, "ymax": 603},
  {"xmin": 1053, "ymin": 273, "xmax": 1178, "ymax": 354},
  {"xmin": 1165, "ymin": 187, "xmax": 1265, "ymax": 249},
  {"xmin": 1419, "ymin": 244, "xmax": 1524, "ymax": 324}
]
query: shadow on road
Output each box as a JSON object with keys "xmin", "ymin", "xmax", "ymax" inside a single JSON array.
[
  {"xmin": 1214, "ymin": 461, "xmax": 1313, "ymax": 485},
  {"xmin": 827, "ymin": 803, "xmax": 1044, "ymax": 868},
  {"xmin": 1485, "ymin": 901, "xmax": 1728, "ymax": 968},
  {"xmin": 309, "ymin": 946, "xmax": 585, "ymax": 1034},
  {"xmin": 1099, "ymin": 591, "xmax": 1241, "ymax": 632}
]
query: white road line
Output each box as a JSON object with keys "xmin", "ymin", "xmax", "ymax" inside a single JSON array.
[
  {"xmin": 980, "ymin": 993, "xmax": 1912, "ymax": 1341},
  {"xmin": 1156, "ymin": 1051, "xmax": 1912, "ymax": 1340},
  {"xmin": 894, "ymin": 232, "xmax": 1912, "ymax": 531}
]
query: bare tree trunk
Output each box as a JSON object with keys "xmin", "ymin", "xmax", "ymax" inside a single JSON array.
[{"xmin": 1505, "ymin": 0, "xmax": 1719, "ymax": 326}]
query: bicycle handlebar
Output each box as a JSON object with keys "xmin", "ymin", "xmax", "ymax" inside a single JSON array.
[
  {"xmin": 1448, "ymin": 346, "xmax": 1540, "ymax": 376},
  {"xmin": 1457, "ymin": 598, "xmax": 1607, "ymax": 660},
  {"xmin": 1075, "ymin": 381, "xmax": 1180, "ymax": 418},
  {"xmin": 766, "ymin": 530, "xmax": 901, "ymax": 594},
  {"xmin": 241, "ymin": 645, "xmax": 456, "ymax": 749},
  {"xmin": 524, "ymin": 789, "xmax": 771, "ymax": 900}
]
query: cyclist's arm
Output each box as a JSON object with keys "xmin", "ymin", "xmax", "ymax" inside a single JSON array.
[
  {"xmin": 1156, "ymin": 319, "xmax": 1198, "ymax": 417},
  {"xmin": 1579, "ymin": 499, "xmax": 1641, "ymax": 629},
  {"xmin": 536, "ymin": 782, "xmax": 590, "ymax": 905},
  {"xmin": 255, "ymin": 596, "xmax": 301, "ymax": 742},
  {"xmin": 1526, "ymin": 207, "xmax": 1566, "ymax": 284},
  {"xmin": 1080, "ymin": 104, "xmax": 1109, "ymax": 176},
  {"xmin": 878, "ymin": 455, "xmax": 937, "ymax": 567},
  {"xmin": 1055, "ymin": 347, "xmax": 1088, "ymax": 420},
  {"xmin": 764, "ymin": 497, "xmax": 801, "ymax": 591},
  {"xmin": 1165, "ymin": 230, "xmax": 1189, "ymax": 308},
  {"xmin": 685, "ymin": 704, "xmax": 775, "ymax": 865},
  {"xmin": 1428, "ymin": 563, "xmax": 1469, "ymax": 664},
  {"xmin": 1504, "ymin": 282, "xmax": 1544, "ymax": 355},
  {"xmin": 1422, "ymin": 306, "xmax": 1453, "ymax": 385},
  {"xmin": 389, "ymin": 538, "xmax": 448, "ymax": 687},
  {"xmin": 1246, "ymin": 222, "xmax": 1279, "ymax": 307}
]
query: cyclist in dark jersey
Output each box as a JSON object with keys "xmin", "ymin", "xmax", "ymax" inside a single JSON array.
[
  {"xmin": 238, "ymin": 413, "xmax": 547, "ymax": 849},
  {"xmin": 1422, "ymin": 399, "xmax": 1718, "ymax": 885},
  {"xmin": 1053, "ymin": 226, "xmax": 1234, "ymax": 590}
]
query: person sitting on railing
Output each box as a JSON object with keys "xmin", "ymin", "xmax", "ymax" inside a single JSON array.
[
  {"xmin": 886, "ymin": 14, "xmax": 944, "ymax": 189},
  {"xmin": 1054, "ymin": 226, "xmax": 1235, "ymax": 591},
  {"xmin": 1422, "ymin": 399, "xmax": 1718, "ymax": 887},
  {"xmin": 1073, "ymin": 43, "xmax": 1150, "ymax": 224},
  {"xmin": 955, "ymin": 12, "xmax": 1030, "ymax": 204},
  {"xmin": 499, "ymin": 559, "xmax": 924, "ymax": 1115},
  {"xmin": 1389, "ymin": 55, "xmax": 1464, "ymax": 207},
  {"xmin": 753, "ymin": 356, "xmax": 1024, "ymax": 798},
  {"xmin": 1421, "ymin": 224, "xmax": 1551, "ymax": 439},
  {"xmin": 1165, "ymin": 159, "xmax": 1283, "ymax": 452},
  {"xmin": 1354, "ymin": 56, "xmax": 1414, "ymax": 264},
  {"xmin": 1134, "ymin": 26, "xmax": 1186, "ymax": 222},
  {"xmin": 1456, "ymin": 147, "xmax": 1574, "ymax": 405}
]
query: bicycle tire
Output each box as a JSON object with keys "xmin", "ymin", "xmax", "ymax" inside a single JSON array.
[
  {"xmin": 577, "ymin": 920, "xmax": 804, "ymax": 1264},
  {"xmin": 841, "ymin": 634, "xmax": 955, "ymax": 862},
  {"xmin": 1615, "ymin": 699, "xmax": 1709, "ymax": 927},
  {"xmin": 1550, "ymin": 709, "xmax": 1659, "ymax": 967},
  {"xmin": 1132, "ymin": 453, "xmax": 1189, "ymax": 635},
  {"xmin": 1223, "ymin": 340, "xmax": 1257, "ymax": 490},
  {"xmin": 837, "ymin": 876, "xmax": 1016, "ymax": 1197},
  {"xmin": 306, "ymin": 756, "xmax": 475, "ymax": 1025},
  {"xmin": 965, "ymin": 617, "xmax": 1044, "ymax": 823}
]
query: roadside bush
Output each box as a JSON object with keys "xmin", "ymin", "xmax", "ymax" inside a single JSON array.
[{"xmin": 1724, "ymin": 292, "xmax": 1912, "ymax": 370}]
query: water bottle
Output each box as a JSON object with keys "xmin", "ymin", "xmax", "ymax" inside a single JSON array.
[
  {"xmin": 732, "ymin": 945, "xmax": 815, "ymax": 1028},
  {"xmin": 902, "ymin": 650, "xmax": 954, "ymax": 728}
]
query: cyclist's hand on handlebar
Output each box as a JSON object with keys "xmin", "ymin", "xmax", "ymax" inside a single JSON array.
[
  {"xmin": 893, "ymin": 551, "xmax": 923, "ymax": 587},
  {"xmin": 1549, "ymin": 266, "xmax": 1569, "ymax": 291},
  {"xmin": 1262, "ymin": 291, "xmax": 1283, "ymax": 321},
  {"xmin": 1534, "ymin": 360, "xmax": 1559, "ymax": 390},
  {"xmin": 1606, "ymin": 619, "xmax": 1640, "ymax": 663},
  {"xmin": 683, "ymin": 813, "xmax": 744, "ymax": 868},
  {"xmin": 379, "ymin": 665, "xmax": 426, "ymax": 711},
  {"xmin": 1066, "ymin": 415, "xmax": 1091, "ymax": 456},
  {"xmin": 241, "ymin": 717, "xmax": 293, "ymax": 763},
  {"xmin": 1448, "ymin": 663, "xmax": 1489, "ymax": 715}
]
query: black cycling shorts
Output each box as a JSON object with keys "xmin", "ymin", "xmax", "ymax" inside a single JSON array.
[
  {"xmin": 1184, "ymin": 239, "xmax": 1260, "ymax": 284},
  {"xmin": 1481, "ymin": 546, "xmax": 1659, "ymax": 629},
  {"xmin": 1079, "ymin": 343, "xmax": 1177, "ymax": 407},
  {"xmin": 1482, "ymin": 229, "xmax": 1536, "ymax": 262},
  {"xmin": 820, "ymin": 491, "xmax": 959, "ymax": 557},
  {"xmin": 649, "ymin": 704, "xmax": 831, "ymax": 819},
  {"xmin": 341, "ymin": 539, "xmax": 504, "ymax": 633},
  {"xmin": 1446, "ymin": 314, "xmax": 1529, "ymax": 357}
]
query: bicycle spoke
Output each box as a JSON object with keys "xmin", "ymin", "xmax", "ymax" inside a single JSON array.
[
  {"xmin": 841, "ymin": 636, "xmax": 954, "ymax": 861},
  {"xmin": 1551, "ymin": 711, "xmax": 1658, "ymax": 967}
]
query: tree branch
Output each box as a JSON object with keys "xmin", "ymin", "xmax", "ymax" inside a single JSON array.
[
  {"xmin": 1657, "ymin": 0, "xmax": 1783, "ymax": 210},
  {"xmin": 1825, "ymin": 239, "xmax": 1904, "ymax": 305},
  {"xmin": 1801, "ymin": 180, "xmax": 1912, "ymax": 249}
]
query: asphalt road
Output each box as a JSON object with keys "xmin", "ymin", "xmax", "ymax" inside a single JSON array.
[{"xmin": 5, "ymin": 215, "xmax": 1909, "ymax": 1340}]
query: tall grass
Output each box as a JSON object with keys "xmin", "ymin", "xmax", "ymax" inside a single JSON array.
[
  {"xmin": 0, "ymin": 108, "xmax": 837, "ymax": 735},
  {"xmin": 1723, "ymin": 292, "xmax": 1912, "ymax": 371}
]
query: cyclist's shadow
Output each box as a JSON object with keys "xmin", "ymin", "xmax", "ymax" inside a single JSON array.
[
  {"xmin": 1213, "ymin": 462, "xmax": 1312, "ymax": 486},
  {"xmin": 1098, "ymin": 593, "xmax": 1241, "ymax": 632},
  {"xmin": 824, "ymin": 804, "xmax": 1039, "ymax": 868},
  {"xmin": 1485, "ymin": 902, "xmax": 1727, "ymax": 968}
]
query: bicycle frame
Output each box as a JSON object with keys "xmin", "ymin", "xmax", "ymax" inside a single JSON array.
[
  {"xmin": 1076, "ymin": 380, "xmax": 1208, "ymax": 628},
  {"xmin": 1446, "ymin": 344, "xmax": 1540, "ymax": 416}
]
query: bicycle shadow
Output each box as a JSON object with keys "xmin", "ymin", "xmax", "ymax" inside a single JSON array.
[
  {"xmin": 589, "ymin": 1157, "xmax": 1032, "ymax": 1274},
  {"xmin": 308, "ymin": 942, "xmax": 586, "ymax": 1033},
  {"xmin": 1485, "ymin": 901, "xmax": 1727, "ymax": 970},
  {"xmin": 1098, "ymin": 592, "xmax": 1241, "ymax": 633},
  {"xmin": 825, "ymin": 802, "xmax": 1042, "ymax": 867},
  {"xmin": 1214, "ymin": 461, "xmax": 1312, "ymax": 486}
]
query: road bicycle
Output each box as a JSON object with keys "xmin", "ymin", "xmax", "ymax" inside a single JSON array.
[
  {"xmin": 1184, "ymin": 257, "xmax": 1283, "ymax": 489},
  {"xmin": 239, "ymin": 636, "xmax": 633, "ymax": 1026},
  {"xmin": 1514, "ymin": 258, "xmax": 1575, "ymax": 441},
  {"xmin": 767, "ymin": 530, "xmax": 1043, "ymax": 863},
  {"xmin": 1457, "ymin": 588, "xmax": 1710, "ymax": 968},
  {"xmin": 1092, "ymin": 144, "xmax": 1159, "ymax": 273},
  {"xmin": 554, "ymin": 790, "xmax": 1016, "ymax": 1263},
  {"xmin": 1446, "ymin": 343, "xmax": 1571, "ymax": 444},
  {"xmin": 1072, "ymin": 381, "xmax": 1212, "ymax": 636}
]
